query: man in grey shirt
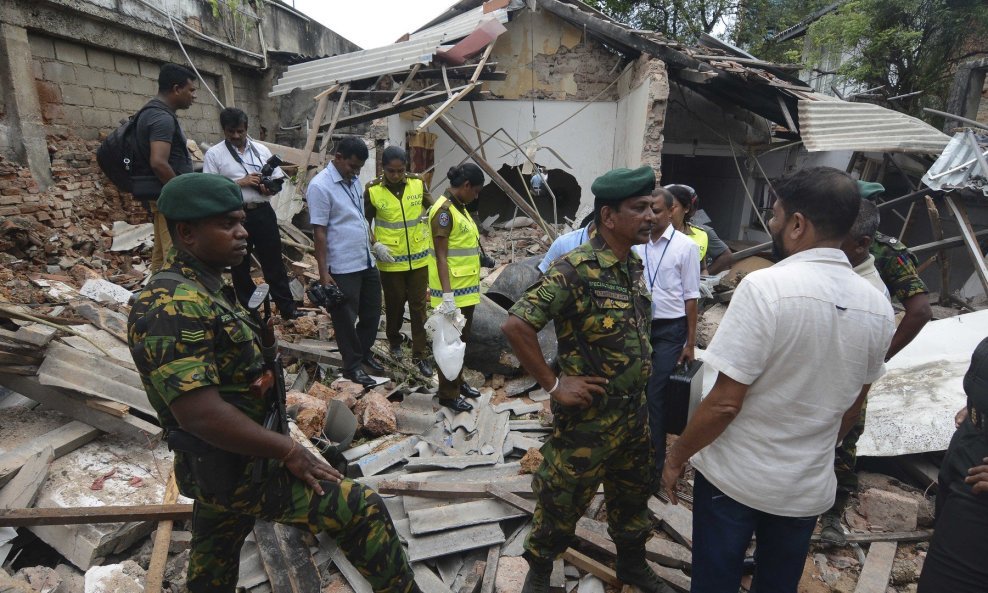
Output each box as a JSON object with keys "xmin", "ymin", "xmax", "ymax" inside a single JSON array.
[
  {"xmin": 306, "ymin": 137, "xmax": 384, "ymax": 387},
  {"xmin": 132, "ymin": 63, "xmax": 196, "ymax": 272}
]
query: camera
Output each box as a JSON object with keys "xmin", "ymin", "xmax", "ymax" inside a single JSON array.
[
  {"xmin": 259, "ymin": 154, "xmax": 285, "ymax": 194},
  {"xmin": 307, "ymin": 281, "xmax": 346, "ymax": 310}
]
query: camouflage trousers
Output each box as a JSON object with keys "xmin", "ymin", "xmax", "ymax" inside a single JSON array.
[
  {"xmin": 525, "ymin": 395, "xmax": 656, "ymax": 561},
  {"xmin": 175, "ymin": 452, "xmax": 414, "ymax": 593},
  {"xmin": 829, "ymin": 402, "xmax": 868, "ymax": 516}
]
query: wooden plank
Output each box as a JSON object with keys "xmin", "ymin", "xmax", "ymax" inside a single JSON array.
[
  {"xmin": 648, "ymin": 561, "xmax": 690, "ymax": 593},
  {"xmin": 86, "ymin": 399, "xmax": 130, "ymax": 417},
  {"xmin": 408, "ymin": 499, "xmax": 527, "ymax": 535},
  {"xmin": 318, "ymin": 83, "xmax": 350, "ymax": 164},
  {"xmin": 853, "ymin": 542, "xmax": 897, "ymax": 593},
  {"xmin": 0, "ymin": 421, "xmax": 101, "ymax": 487},
  {"xmin": 0, "ymin": 374, "xmax": 161, "ymax": 442},
  {"xmin": 943, "ymin": 195, "xmax": 988, "ymax": 297},
  {"xmin": 561, "ymin": 549, "xmax": 618, "ymax": 586},
  {"xmin": 323, "ymin": 536, "xmax": 373, "ymax": 593},
  {"xmin": 925, "ymin": 196, "xmax": 949, "ymax": 304},
  {"xmin": 810, "ymin": 529, "xmax": 933, "ymax": 544},
  {"xmin": 144, "ymin": 473, "xmax": 179, "ymax": 593},
  {"xmin": 648, "ymin": 498, "xmax": 692, "ymax": 548},
  {"xmin": 0, "ymin": 446, "xmax": 52, "ymax": 510},
  {"xmin": 392, "ymin": 64, "xmax": 421, "ymax": 105},
  {"xmin": 378, "ymin": 479, "xmax": 532, "ymax": 499},
  {"xmin": 295, "ymin": 93, "xmax": 330, "ymax": 191},
  {"xmin": 550, "ymin": 559, "xmax": 565, "ymax": 593},
  {"xmin": 335, "ymin": 88, "xmax": 486, "ymax": 129},
  {"xmin": 274, "ymin": 523, "xmax": 322, "ymax": 593},
  {"xmin": 314, "ymin": 83, "xmax": 341, "ymax": 101},
  {"xmin": 459, "ymin": 560, "xmax": 486, "ymax": 593},
  {"xmin": 254, "ymin": 521, "xmax": 295, "ymax": 593},
  {"xmin": 479, "ymin": 545, "xmax": 500, "ymax": 593},
  {"xmin": 37, "ymin": 343, "xmax": 154, "ymax": 416},
  {"xmin": 417, "ymin": 84, "xmax": 477, "ymax": 132},
  {"xmin": 0, "ymin": 503, "xmax": 192, "ymax": 527},
  {"xmin": 578, "ymin": 517, "xmax": 691, "ymax": 569}
]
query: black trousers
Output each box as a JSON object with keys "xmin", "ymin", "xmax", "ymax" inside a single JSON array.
[
  {"xmin": 231, "ymin": 202, "xmax": 295, "ymax": 316},
  {"xmin": 330, "ymin": 267, "xmax": 383, "ymax": 374},
  {"xmin": 645, "ymin": 317, "xmax": 687, "ymax": 474}
]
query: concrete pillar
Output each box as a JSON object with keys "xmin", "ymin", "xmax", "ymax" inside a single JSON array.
[
  {"xmin": 0, "ymin": 24, "xmax": 53, "ymax": 190},
  {"xmin": 218, "ymin": 62, "xmax": 236, "ymax": 109}
]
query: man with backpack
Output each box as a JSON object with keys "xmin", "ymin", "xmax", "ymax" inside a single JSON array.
[{"xmin": 133, "ymin": 63, "xmax": 197, "ymax": 272}]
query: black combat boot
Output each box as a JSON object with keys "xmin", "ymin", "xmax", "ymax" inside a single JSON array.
[
  {"xmin": 614, "ymin": 541, "xmax": 676, "ymax": 593},
  {"xmin": 521, "ymin": 557, "xmax": 553, "ymax": 593}
]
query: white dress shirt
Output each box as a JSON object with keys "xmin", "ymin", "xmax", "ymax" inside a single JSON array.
[
  {"xmin": 202, "ymin": 139, "xmax": 283, "ymax": 205},
  {"xmin": 633, "ymin": 224, "xmax": 701, "ymax": 319},
  {"xmin": 693, "ymin": 248, "xmax": 895, "ymax": 517}
]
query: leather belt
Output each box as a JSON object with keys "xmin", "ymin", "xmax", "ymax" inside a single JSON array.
[{"xmin": 244, "ymin": 201, "xmax": 267, "ymax": 210}]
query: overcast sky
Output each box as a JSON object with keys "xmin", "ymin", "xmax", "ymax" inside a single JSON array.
[{"xmin": 289, "ymin": 0, "xmax": 459, "ymax": 49}]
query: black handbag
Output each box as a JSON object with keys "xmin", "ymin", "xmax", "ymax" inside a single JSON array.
[{"xmin": 664, "ymin": 359, "xmax": 704, "ymax": 435}]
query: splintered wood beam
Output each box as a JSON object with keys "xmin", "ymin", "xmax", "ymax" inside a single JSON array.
[
  {"xmin": 314, "ymin": 83, "xmax": 341, "ymax": 101},
  {"xmin": 943, "ymin": 195, "xmax": 988, "ymax": 297},
  {"xmin": 296, "ymin": 93, "xmax": 330, "ymax": 193},
  {"xmin": 853, "ymin": 542, "xmax": 897, "ymax": 593},
  {"xmin": 470, "ymin": 43, "xmax": 496, "ymax": 85},
  {"xmin": 318, "ymin": 83, "xmax": 351, "ymax": 165},
  {"xmin": 144, "ymin": 473, "xmax": 179, "ymax": 593},
  {"xmin": 0, "ymin": 504, "xmax": 193, "ymax": 527},
  {"xmin": 925, "ymin": 196, "xmax": 950, "ymax": 304},
  {"xmin": 417, "ymin": 84, "xmax": 477, "ymax": 131},
  {"xmin": 442, "ymin": 64, "xmax": 453, "ymax": 97},
  {"xmin": 335, "ymin": 89, "xmax": 483, "ymax": 129},
  {"xmin": 434, "ymin": 115, "xmax": 557, "ymax": 240},
  {"xmin": 392, "ymin": 63, "xmax": 421, "ymax": 106}
]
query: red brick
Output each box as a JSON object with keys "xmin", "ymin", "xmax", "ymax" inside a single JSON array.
[{"xmin": 1, "ymin": 188, "xmax": 21, "ymax": 196}]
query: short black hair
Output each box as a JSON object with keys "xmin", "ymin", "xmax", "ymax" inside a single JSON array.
[
  {"xmin": 220, "ymin": 107, "xmax": 249, "ymax": 130},
  {"xmin": 336, "ymin": 136, "xmax": 369, "ymax": 161},
  {"xmin": 848, "ymin": 198, "xmax": 880, "ymax": 240},
  {"xmin": 382, "ymin": 145, "xmax": 408, "ymax": 166},
  {"xmin": 158, "ymin": 63, "xmax": 196, "ymax": 93},
  {"xmin": 652, "ymin": 187, "xmax": 674, "ymax": 209},
  {"xmin": 447, "ymin": 163, "xmax": 484, "ymax": 188},
  {"xmin": 773, "ymin": 166, "xmax": 860, "ymax": 240}
]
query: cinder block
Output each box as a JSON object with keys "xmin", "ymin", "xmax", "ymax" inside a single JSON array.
[
  {"xmin": 31, "ymin": 59, "xmax": 43, "ymax": 80},
  {"xmin": 92, "ymin": 89, "xmax": 120, "ymax": 110},
  {"xmin": 28, "ymin": 35, "xmax": 56, "ymax": 59},
  {"xmin": 104, "ymin": 72, "xmax": 132, "ymax": 93},
  {"xmin": 80, "ymin": 68, "xmax": 106, "ymax": 89},
  {"xmin": 114, "ymin": 55, "xmax": 140, "ymax": 75},
  {"xmin": 53, "ymin": 40, "xmax": 88, "ymax": 65},
  {"xmin": 42, "ymin": 61, "xmax": 76, "ymax": 84},
  {"xmin": 87, "ymin": 48, "xmax": 116, "ymax": 70},
  {"xmin": 139, "ymin": 60, "xmax": 159, "ymax": 79},
  {"xmin": 119, "ymin": 93, "xmax": 147, "ymax": 112},
  {"xmin": 61, "ymin": 85, "xmax": 93, "ymax": 107},
  {"xmin": 859, "ymin": 488, "xmax": 919, "ymax": 532}
]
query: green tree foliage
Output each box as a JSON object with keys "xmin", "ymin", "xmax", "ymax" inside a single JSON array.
[
  {"xmin": 588, "ymin": 0, "xmax": 738, "ymax": 42},
  {"xmin": 805, "ymin": 0, "xmax": 988, "ymax": 114}
]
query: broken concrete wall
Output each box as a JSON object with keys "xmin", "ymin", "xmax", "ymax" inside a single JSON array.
[{"xmin": 486, "ymin": 7, "xmax": 623, "ymax": 101}]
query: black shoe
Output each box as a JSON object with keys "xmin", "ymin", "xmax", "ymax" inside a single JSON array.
[
  {"xmin": 363, "ymin": 353, "xmax": 385, "ymax": 374},
  {"xmin": 415, "ymin": 358, "xmax": 434, "ymax": 377},
  {"xmin": 615, "ymin": 549, "xmax": 675, "ymax": 593},
  {"xmin": 389, "ymin": 344, "xmax": 403, "ymax": 359},
  {"xmin": 819, "ymin": 512, "xmax": 847, "ymax": 546},
  {"xmin": 343, "ymin": 369, "xmax": 376, "ymax": 388},
  {"xmin": 440, "ymin": 396, "xmax": 474, "ymax": 412},
  {"xmin": 521, "ymin": 559, "xmax": 552, "ymax": 593},
  {"xmin": 460, "ymin": 383, "xmax": 481, "ymax": 399},
  {"xmin": 279, "ymin": 304, "xmax": 298, "ymax": 320}
]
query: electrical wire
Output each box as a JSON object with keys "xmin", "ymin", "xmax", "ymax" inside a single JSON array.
[{"xmin": 168, "ymin": 16, "xmax": 225, "ymax": 110}]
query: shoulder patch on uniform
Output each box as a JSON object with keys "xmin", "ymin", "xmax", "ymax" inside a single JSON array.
[
  {"xmin": 874, "ymin": 232, "xmax": 900, "ymax": 247},
  {"xmin": 437, "ymin": 211, "xmax": 452, "ymax": 228},
  {"xmin": 536, "ymin": 285, "xmax": 554, "ymax": 302}
]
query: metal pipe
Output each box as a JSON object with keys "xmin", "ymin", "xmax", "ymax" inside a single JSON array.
[{"xmin": 923, "ymin": 108, "xmax": 988, "ymax": 132}]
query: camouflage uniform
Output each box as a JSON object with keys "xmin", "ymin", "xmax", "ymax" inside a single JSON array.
[
  {"xmin": 832, "ymin": 233, "xmax": 930, "ymax": 512},
  {"xmin": 128, "ymin": 250, "xmax": 414, "ymax": 593},
  {"xmin": 509, "ymin": 234, "xmax": 655, "ymax": 561}
]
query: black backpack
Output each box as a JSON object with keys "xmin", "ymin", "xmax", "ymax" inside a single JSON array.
[{"xmin": 96, "ymin": 103, "xmax": 175, "ymax": 193}]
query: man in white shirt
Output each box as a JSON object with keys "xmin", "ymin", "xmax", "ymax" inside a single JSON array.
[
  {"xmin": 661, "ymin": 167, "xmax": 895, "ymax": 593},
  {"xmin": 202, "ymin": 108, "xmax": 295, "ymax": 319},
  {"xmin": 632, "ymin": 187, "xmax": 700, "ymax": 472}
]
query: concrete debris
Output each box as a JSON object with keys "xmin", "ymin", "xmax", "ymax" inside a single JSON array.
[
  {"xmin": 83, "ymin": 561, "xmax": 144, "ymax": 593},
  {"xmin": 286, "ymin": 389, "xmax": 329, "ymax": 438},
  {"xmin": 519, "ymin": 448, "xmax": 543, "ymax": 474},
  {"xmin": 355, "ymin": 391, "xmax": 398, "ymax": 436},
  {"xmin": 858, "ymin": 489, "xmax": 920, "ymax": 532}
]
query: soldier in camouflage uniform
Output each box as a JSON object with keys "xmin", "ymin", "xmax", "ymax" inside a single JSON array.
[
  {"xmin": 128, "ymin": 174, "xmax": 416, "ymax": 593},
  {"xmin": 502, "ymin": 167, "xmax": 674, "ymax": 593},
  {"xmin": 821, "ymin": 181, "xmax": 933, "ymax": 546}
]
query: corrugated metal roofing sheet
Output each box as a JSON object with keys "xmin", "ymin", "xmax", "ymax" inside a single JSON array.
[
  {"xmin": 798, "ymin": 99, "xmax": 951, "ymax": 154},
  {"xmin": 269, "ymin": 8, "xmax": 508, "ymax": 97},
  {"xmin": 922, "ymin": 131, "xmax": 988, "ymax": 196}
]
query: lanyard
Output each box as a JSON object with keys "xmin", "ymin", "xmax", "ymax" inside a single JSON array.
[
  {"xmin": 340, "ymin": 178, "xmax": 363, "ymax": 212},
  {"xmin": 644, "ymin": 229, "xmax": 675, "ymax": 292}
]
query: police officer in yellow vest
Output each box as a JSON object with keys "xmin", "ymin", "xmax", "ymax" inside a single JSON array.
[
  {"xmin": 429, "ymin": 163, "xmax": 486, "ymax": 412},
  {"xmin": 365, "ymin": 146, "xmax": 434, "ymax": 378}
]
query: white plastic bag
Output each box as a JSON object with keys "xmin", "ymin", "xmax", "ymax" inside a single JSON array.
[{"xmin": 425, "ymin": 310, "xmax": 466, "ymax": 381}]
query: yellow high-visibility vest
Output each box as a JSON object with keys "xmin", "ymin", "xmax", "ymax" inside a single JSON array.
[
  {"xmin": 686, "ymin": 224, "xmax": 709, "ymax": 262},
  {"xmin": 368, "ymin": 176, "xmax": 429, "ymax": 272},
  {"xmin": 428, "ymin": 195, "xmax": 480, "ymax": 308}
]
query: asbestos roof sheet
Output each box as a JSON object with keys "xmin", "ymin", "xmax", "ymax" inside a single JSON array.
[
  {"xmin": 798, "ymin": 99, "xmax": 951, "ymax": 154},
  {"xmin": 269, "ymin": 7, "xmax": 508, "ymax": 97}
]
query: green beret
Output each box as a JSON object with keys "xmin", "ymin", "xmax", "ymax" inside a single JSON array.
[
  {"xmin": 591, "ymin": 166, "xmax": 656, "ymax": 203},
  {"xmin": 857, "ymin": 180, "xmax": 885, "ymax": 201},
  {"xmin": 157, "ymin": 173, "xmax": 244, "ymax": 221}
]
